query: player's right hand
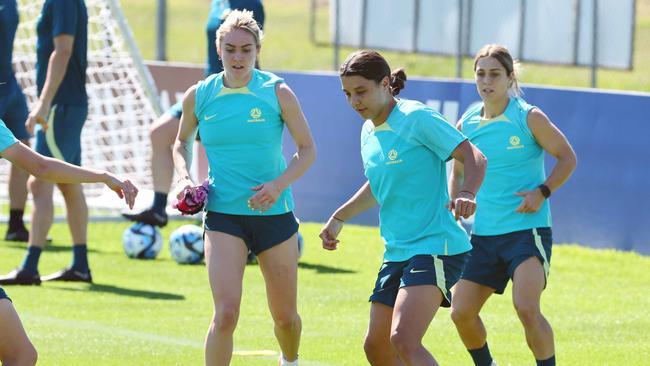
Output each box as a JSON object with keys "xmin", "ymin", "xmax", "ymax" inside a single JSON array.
[
  {"xmin": 104, "ymin": 173, "xmax": 138, "ymax": 209},
  {"xmin": 173, "ymin": 177, "xmax": 195, "ymax": 201},
  {"xmin": 25, "ymin": 101, "xmax": 51, "ymax": 135},
  {"xmin": 319, "ymin": 216, "xmax": 343, "ymax": 251}
]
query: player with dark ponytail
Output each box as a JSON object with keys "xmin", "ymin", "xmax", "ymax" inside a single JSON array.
[{"xmin": 320, "ymin": 49, "xmax": 487, "ymax": 365}]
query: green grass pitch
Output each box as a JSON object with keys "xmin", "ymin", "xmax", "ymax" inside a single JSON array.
[{"xmin": 1, "ymin": 221, "xmax": 649, "ymax": 365}]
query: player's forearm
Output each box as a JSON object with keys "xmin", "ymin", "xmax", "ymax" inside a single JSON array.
[
  {"xmin": 172, "ymin": 140, "xmax": 194, "ymax": 181},
  {"xmin": 274, "ymin": 144, "xmax": 316, "ymax": 191},
  {"xmin": 544, "ymin": 150, "xmax": 577, "ymax": 193},
  {"xmin": 34, "ymin": 156, "xmax": 108, "ymax": 184},
  {"xmin": 39, "ymin": 49, "xmax": 72, "ymax": 105},
  {"xmin": 449, "ymin": 163, "xmax": 464, "ymax": 198},
  {"xmin": 332, "ymin": 181, "xmax": 377, "ymax": 222},
  {"xmin": 461, "ymin": 156, "xmax": 486, "ymax": 197}
]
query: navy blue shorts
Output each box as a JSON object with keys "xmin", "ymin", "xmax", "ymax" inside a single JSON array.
[
  {"xmin": 462, "ymin": 227, "xmax": 553, "ymax": 294},
  {"xmin": 204, "ymin": 211, "xmax": 299, "ymax": 255},
  {"xmin": 167, "ymin": 101, "xmax": 183, "ymax": 119},
  {"xmin": 0, "ymin": 286, "xmax": 11, "ymax": 302},
  {"xmin": 35, "ymin": 104, "xmax": 88, "ymax": 165},
  {"xmin": 370, "ymin": 252, "xmax": 469, "ymax": 308},
  {"xmin": 0, "ymin": 85, "xmax": 30, "ymax": 140}
]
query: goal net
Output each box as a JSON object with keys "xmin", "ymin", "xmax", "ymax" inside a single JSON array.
[{"xmin": 2, "ymin": 0, "xmax": 161, "ymax": 215}]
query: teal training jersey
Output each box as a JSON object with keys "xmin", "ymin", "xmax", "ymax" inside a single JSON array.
[
  {"xmin": 0, "ymin": 119, "xmax": 18, "ymax": 154},
  {"xmin": 36, "ymin": 0, "xmax": 87, "ymax": 105},
  {"xmin": 460, "ymin": 97, "xmax": 551, "ymax": 235},
  {"xmin": 194, "ymin": 69, "xmax": 293, "ymax": 215},
  {"xmin": 361, "ymin": 99, "xmax": 471, "ymax": 262}
]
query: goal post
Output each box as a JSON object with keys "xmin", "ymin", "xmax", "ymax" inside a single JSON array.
[{"xmin": 3, "ymin": 0, "xmax": 162, "ymax": 215}]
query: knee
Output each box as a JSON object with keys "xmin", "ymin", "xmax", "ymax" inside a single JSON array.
[
  {"xmin": 28, "ymin": 178, "xmax": 48, "ymax": 198},
  {"xmin": 390, "ymin": 330, "xmax": 419, "ymax": 359},
  {"xmin": 4, "ymin": 343, "xmax": 38, "ymax": 366},
  {"xmin": 514, "ymin": 301, "xmax": 542, "ymax": 328},
  {"xmin": 23, "ymin": 343, "xmax": 38, "ymax": 366},
  {"xmin": 363, "ymin": 334, "xmax": 391, "ymax": 363},
  {"xmin": 272, "ymin": 310, "xmax": 299, "ymax": 331},
  {"xmin": 451, "ymin": 305, "xmax": 475, "ymax": 326},
  {"xmin": 211, "ymin": 303, "xmax": 240, "ymax": 333}
]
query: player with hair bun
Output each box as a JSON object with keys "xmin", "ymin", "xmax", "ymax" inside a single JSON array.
[{"xmin": 320, "ymin": 49, "xmax": 486, "ymax": 366}]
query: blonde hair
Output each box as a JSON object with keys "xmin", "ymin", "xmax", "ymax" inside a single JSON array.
[
  {"xmin": 474, "ymin": 44, "xmax": 523, "ymax": 97},
  {"xmin": 216, "ymin": 9, "xmax": 264, "ymax": 49}
]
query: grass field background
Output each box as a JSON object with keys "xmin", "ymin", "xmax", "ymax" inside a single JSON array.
[
  {"xmin": 1, "ymin": 221, "xmax": 649, "ymax": 365},
  {"xmin": 121, "ymin": 0, "xmax": 650, "ymax": 92}
]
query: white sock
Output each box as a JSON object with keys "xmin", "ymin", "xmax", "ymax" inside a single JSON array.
[{"xmin": 280, "ymin": 354, "xmax": 298, "ymax": 366}]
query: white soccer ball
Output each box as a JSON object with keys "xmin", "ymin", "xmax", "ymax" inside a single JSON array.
[
  {"xmin": 122, "ymin": 222, "xmax": 163, "ymax": 259},
  {"xmin": 169, "ymin": 224, "xmax": 205, "ymax": 264}
]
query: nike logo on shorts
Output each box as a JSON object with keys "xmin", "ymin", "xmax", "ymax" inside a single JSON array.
[{"xmin": 409, "ymin": 268, "xmax": 428, "ymax": 274}]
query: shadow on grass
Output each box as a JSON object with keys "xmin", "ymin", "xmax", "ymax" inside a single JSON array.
[
  {"xmin": 3, "ymin": 242, "xmax": 100, "ymax": 253},
  {"xmin": 55, "ymin": 283, "xmax": 185, "ymax": 300},
  {"xmin": 298, "ymin": 261, "xmax": 356, "ymax": 274}
]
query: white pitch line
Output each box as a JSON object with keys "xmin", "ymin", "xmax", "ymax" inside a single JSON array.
[{"xmin": 22, "ymin": 313, "xmax": 337, "ymax": 365}]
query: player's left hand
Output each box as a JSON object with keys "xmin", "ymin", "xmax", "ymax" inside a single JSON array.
[
  {"xmin": 248, "ymin": 181, "xmax": 281, "ymax": 213},
  {"xmin": 25, "ymin": 100, "xmax": 51, "ymax": 135},
  {"xmin": 514, "ymin": 189, "xmax": 545, "ymax": 213},
  {"xmin": 104, "ymin": 173, "xmax": 138, "ymax": 209}
]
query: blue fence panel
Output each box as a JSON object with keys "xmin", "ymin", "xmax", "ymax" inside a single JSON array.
[{"xmin": 277, "ymin": 71, "xmax": 650, "ymax": 254}]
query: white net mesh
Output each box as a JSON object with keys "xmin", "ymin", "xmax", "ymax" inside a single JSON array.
[{"xmin": 3, "ymin": 0, "xmax": 160, "ymax": 213}]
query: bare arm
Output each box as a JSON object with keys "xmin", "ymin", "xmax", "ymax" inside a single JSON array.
[
  {"xmin": 515, "ymin": 108, "xmax": 577, "ymax": 213},
  {"xmin": 449, "ymin": 120, "xmax": 465, "ymax": 199},
  {"xmin": 448, "ymin": 139, "xmax": 487, "ymax": 219},
  {"xmin": 26, "ymin": 34, "xmax": 74, "ymax": 134},
  {"xmin": 320, "ymin": 181, "xmax": 378, "ymax": 251},
  {"xmin": 172, "ymin": 85, "xmax": 199, "ymax": 198},
  {"xmin": 247, "ymin": 83, "xmax": 317, "ymax": 211},
  {"xmin": 0, "ymin": 142, "xmax": 138, "ymax": 208}
]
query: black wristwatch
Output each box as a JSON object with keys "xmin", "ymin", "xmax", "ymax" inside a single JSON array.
[{"xmin": 538, "ymin": 184, "xmax": 551, "ymax": 199}]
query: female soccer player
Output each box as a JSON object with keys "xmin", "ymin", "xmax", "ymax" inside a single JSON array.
[
  {"xmin": 450, "ymin": 44, "xmax": 577, "ymax": 366},
  {"xmin": 319, "ymin": 50, "xmax": 486, "ymax": 366},
  {"xmin": 172, "ymin": 10, "xmax": 315, "ymax": 366},
  {"xmin": 123, "ymin": 0, "xmax": 265, "ymax": 228},
  {"xmin": 0, "ymin": 117, "xmax": 138, "ymax": 365}
]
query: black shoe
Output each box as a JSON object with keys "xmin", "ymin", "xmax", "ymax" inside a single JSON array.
[
  {"xmin": 5, "ymin": 227, "xmax": 29, "ymax": 242},
  {"xmin": 122, "ymin": 208, "xmax": 168, "ymax": 227},
  {"xmin": 0, "ymin": 268, "xmax": 41, "ymax": 285},
  {"xmin": 41, "ymin": 267, "xmax": 92, "ymax": 283}
]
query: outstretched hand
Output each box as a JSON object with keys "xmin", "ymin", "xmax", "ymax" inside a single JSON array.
[{"xmin": 104, "ymin": 174, "xmax": 138, "ymax": 209}]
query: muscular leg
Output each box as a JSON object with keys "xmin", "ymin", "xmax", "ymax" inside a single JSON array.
[
  {"xmin": 8, "ymin": 139, "xmax": 30, "ymax": 211},
  {"xmin": 149, "ymin": 113, "xmax": 179, "ymax": 194},
  {"xmin": 390, "ymin": 285, "xmax": 443, "ymax": 366},
  {"xmin": 0, "ymin": 299, "xmax": 37, "ymax": 366},
  {"xmin": 512, "ymin": 257, "xmax": 554, "ymax": 361},
  {"xmin": 204, "ymin": 231, "xmax": 248, "ymax": 366},
  {"xmin": 450, "ymin": 279, "xmax": 495, "ymax": 350},
  {"xmin": 28, "ymin": 178, "xmax": 54, "ymax": 249},
  {"xmin": 57, "ymin": 183, "xmax": 87, "ymax": 245},
  {"xmin": 364, "ymin": 302, "xmax": 403, "ymax": 366},
  {"xmin": 257, "ymin": 234, "xmax": 301, "ymax": 362}
]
